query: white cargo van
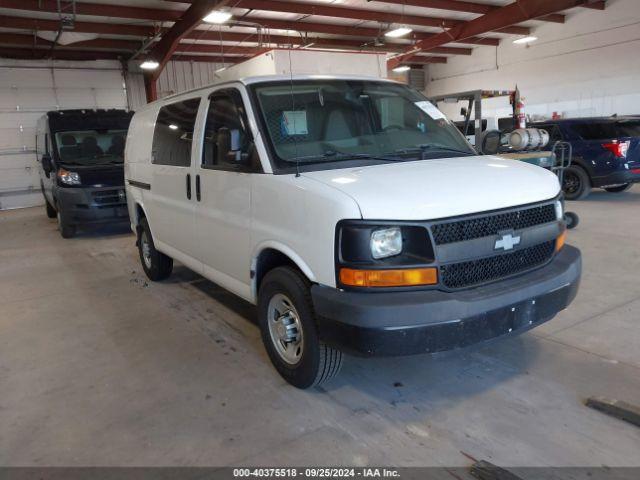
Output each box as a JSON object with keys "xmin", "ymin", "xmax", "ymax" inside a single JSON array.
[{"xmin": 125, "ymin": 75, "xmax": 581, "ymax": 389}]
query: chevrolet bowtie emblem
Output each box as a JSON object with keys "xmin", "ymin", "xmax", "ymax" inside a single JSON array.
[{"xmin": 495, "ymin": 233, "xmax": 521, "ymax": 251}]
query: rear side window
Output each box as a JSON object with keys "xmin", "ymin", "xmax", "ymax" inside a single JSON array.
[
  {"xmin": 572, "ymin": 121, "xmax": 640, "ymax": 140},
  {"xmin": 152, "ymin": 98, "xmax": 201, "ymax": 166}
]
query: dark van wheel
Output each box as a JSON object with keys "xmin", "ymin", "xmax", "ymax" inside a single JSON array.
[
  {"xmin": 258, "ymin": 266, "xmax": 343, "ymax": 389},
  {"xmin": 45, "ymin": 198, "xmax": 57, "ymax": 218},
  {"xmin": 138, "ymin": 217, "xmax": 173, "ymax": 281},
  {"xmin": 562, "ymin": 165, "xmax": 591, "ymax": 201},
  {"xmin": 57, "ymin": 210, "xmax": 76, "ymax": 238},
  {"xmin": 604, "ymin": 183, "xmax": 632, "ymax": 193}
]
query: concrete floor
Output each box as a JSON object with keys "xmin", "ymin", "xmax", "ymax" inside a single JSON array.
[{"xmin": 1, "ymin": 188, "xmax": 640, "ymax": 467}]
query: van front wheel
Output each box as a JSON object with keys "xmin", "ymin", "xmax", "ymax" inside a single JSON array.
[
  {"xmin": 138, "ymin": 217, "xmax": 173, "ymax": 281},
  {"xmin": 258, "ymin": 266, "xmax": 342, "ymax": 389}
]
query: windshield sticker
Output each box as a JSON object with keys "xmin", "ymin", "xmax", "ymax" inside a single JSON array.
[
  {"xmin": 415, "ymin": 101, "xmax": 446, "ymax": 120},
  {"xmin": 281, "ymin": 111, "xmax": 309, "ymax": 136}
]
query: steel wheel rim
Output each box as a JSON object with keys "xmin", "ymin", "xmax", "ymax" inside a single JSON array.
[
  {"xmin": 563, "ymin": 171, "xmax": 580, "ymax": 194},
  {"xmin": 267, "ymin": 293, "xmax": 304, "ymax": 365},
  {"xmin": 141, "ymin": 231, "xmax": 152, "ymax": 269}
]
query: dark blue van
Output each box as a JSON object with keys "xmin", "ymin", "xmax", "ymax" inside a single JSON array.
[{"xmin": 531, "ymin": 116, "xmax": 640, "ymax": 200}]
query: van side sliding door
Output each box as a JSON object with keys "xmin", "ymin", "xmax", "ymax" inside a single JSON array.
[
  {"xmin": 194, "ymin": 87, "xmax": 258, "ymax": 300},
  {"xmin": 147, "ymin": 97, "xmax": 202, "ymax": 266}
]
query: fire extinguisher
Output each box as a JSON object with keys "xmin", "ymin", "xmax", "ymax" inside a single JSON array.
[{"xmin": 513, "ymin": 86, "xmax": 526, "ymax": 129}]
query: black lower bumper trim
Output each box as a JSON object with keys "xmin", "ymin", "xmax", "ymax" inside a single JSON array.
[
  {"xmin": 591, "ymin": 169, "xmax": 640, "ymax": 188},
  {"xmin": 312, "ymin": 246, "xmax": 581, "ymax": 357}
]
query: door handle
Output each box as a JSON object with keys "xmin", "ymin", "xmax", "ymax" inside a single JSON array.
[
  {"xmin": 186, "ymin": 174, "xmax": 191, "ymax": 200},
  {"xmin": 195, "ymin": 174, "xmax": 201, "ymax": 201}
]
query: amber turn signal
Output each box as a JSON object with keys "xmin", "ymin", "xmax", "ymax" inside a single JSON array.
[
  {"xmin": 339, "ymin": 267, "xmax": 438, "ymax": 288},
  {"xmin": 556, "ymin": 229, "xmax": 566, "ymax": 252}
]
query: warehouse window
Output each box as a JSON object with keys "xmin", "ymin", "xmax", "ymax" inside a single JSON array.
[{"xmin": 152, "ymin": 98, "xmax": 201, "ymax": 167}]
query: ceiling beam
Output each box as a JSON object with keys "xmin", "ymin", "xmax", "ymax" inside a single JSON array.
[
  {"xmin": 0, "ymin": 46, "xmax": 246, "ymax": 64},
  {"xmin": 254, "ymin": 18, "xmax": 501, "ymax": 45},
  {"xmin": 0, "ymin": 0, "xmax": 530, "ymax": 36},
  {"xmin": 0, "ymin": 0, "xmax": 182, "ymax": 22},
  {"xmin": 146, "ymin": 0, "xmax": 231, "ymax": 80},
  {"xmin": 0, "ymin": 13, "xmax": 499, "ymax": 49},
  {"xmin": 370, "ymin": 0, "xmax": 565, "ymax": 23},
  {"xmin": 388, "ymin": 0, "xmax": 605, "ymax": 68},
  {"xmin": 0, "ymin": 32, "xmax": 260, "ymax": 56},
  {"xmin": 408, "ymin": 56, "xmax": 448, "ymax": 64},
  {"xmin": 0, "ymin": 15, "xmax": 155, "ymax": 37},
  {"xmin": 581, "ymin": 1, "xmax": 606, "ymax": 8},
  {"xmin": 228, "ymin": 0, "xmax": 530, "ymax": 35}
]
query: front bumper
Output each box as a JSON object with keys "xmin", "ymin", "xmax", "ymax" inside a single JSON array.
[
  {"xmin": 312, "ymin": 245, "xmax": 581, "ymax": 356},
  {"xmin": 56, "ymin": 186, "xmax": 130, "ymax": 226}
]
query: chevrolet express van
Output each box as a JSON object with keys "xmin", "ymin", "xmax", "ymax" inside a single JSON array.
[
  {"xmin": 37, "ymin": 109, "xmax": 134, "ymax": 238},
  {"xmin": 125, "ymin": 75, "xmax": 581, "ymax": 389}
]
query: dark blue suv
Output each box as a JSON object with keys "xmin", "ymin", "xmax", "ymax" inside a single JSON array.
[{"xmin": 532, "ymin": 117, "xmax": 640, "ymax": 200}]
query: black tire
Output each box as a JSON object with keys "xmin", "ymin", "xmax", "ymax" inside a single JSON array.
[
  {"xmin": 258, "ymin": 266, "xmax": 343, "ymax": 389},
  {"xmin": 45, "ymin": 197, "xmax": 57, "ymax": 219},
  {"xmin": 604, "ymin": 183, "xmax": 632, "ymax": 193},
  {"xmin": 57, "ymin": 210, "xmax": 76, "ymax": 238},
  {"xmin": 564, "ymin": 212, "xmax": 579, "ymax": 230},
  {"xmin": 137, "ymin": 217, "xmax": 173, "ymax": 281},
  {"xmin": 562, "ymin": 165, "xmax": 591, "ymax": 201}
]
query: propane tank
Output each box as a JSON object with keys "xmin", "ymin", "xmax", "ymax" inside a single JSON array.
[{"xmin": 508, "ymin": 128, "xmax": 550, "ymax": 150}]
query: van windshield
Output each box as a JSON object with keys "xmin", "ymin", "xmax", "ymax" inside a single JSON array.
[
  {"xmin": 54, "ymin": 130, "xmax": 127, "ymax": 165},
  {"xmin": 251, "ymin": 80, "xmax": 475, "ymax": 172}
]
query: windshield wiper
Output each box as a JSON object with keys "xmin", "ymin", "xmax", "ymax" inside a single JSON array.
[
  {"xmin": 289, "ymin": 150, "xmax": 404, "ymax": 165},
  {"xmin": 394, "ymin": 144, "xmax": 475, "ymax": 158}
]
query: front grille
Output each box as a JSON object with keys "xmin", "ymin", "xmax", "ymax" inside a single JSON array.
[
  {"xmin": 92, "ymin": 189, "xmax": 125, "ymax": 206},
  {"xmin": 432, "ymin": 204, "xmax": 556, "ymax": 245},
  {"xmin": 440, "ymin": 241, "xmax": 555, "ymax": 289}
]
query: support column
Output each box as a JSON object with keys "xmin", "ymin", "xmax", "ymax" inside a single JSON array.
[{"xmin": 144, "ymin": 73, "xmax": 157, "ymax": 103}]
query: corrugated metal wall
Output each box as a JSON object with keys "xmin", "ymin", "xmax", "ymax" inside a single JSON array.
[
  {"xmin": 125, "ymin": 60, "xmax": 230, "ymax": 111},
  {"xmin": 0, "ymin": 59, "xmax": 128, "ymax": 210}
]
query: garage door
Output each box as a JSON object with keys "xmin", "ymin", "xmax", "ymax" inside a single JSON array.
[{"xmin": 0, "ymin": 60, "xmax": 128, "ymax": 210}]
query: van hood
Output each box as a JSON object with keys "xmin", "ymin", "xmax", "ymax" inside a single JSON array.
[{"xmin": 302, "ymin": 156, "xmax": 560, "ymax": 220}]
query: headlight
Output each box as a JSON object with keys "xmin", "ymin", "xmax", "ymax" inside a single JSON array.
[
  {"xmin": 57, "ymin": 168, "xmax": 81, "ymax": 185},
  {"xmin": 554, "ymin": 200, "xmax": 563, "ymax": 220},
  {"xmin": 370, "ymin": 227, "xmax": 402, "ymax": 259}
]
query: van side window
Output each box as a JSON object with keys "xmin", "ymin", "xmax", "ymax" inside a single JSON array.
[
  {"xmin": 152, "ymin": 98, "xmax": 201, "ymax": 167},
  {"xmin": 202, "ymin": 90, "xmax": 252, "ymax": 169}
]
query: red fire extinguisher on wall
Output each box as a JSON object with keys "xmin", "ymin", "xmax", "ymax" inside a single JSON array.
[{"xmin": 512, "ymin": 86, "xmax": 526, "ymax": 129}]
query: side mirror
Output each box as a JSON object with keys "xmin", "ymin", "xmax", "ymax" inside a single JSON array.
[
  {"xmin": 217, "ymin": 127, "xmax": 250, "ymax": 165},
  {"xmin": 42, "ymin": 154, "xmax": 53, "ymax": 176},
  {"xmin": 478, "ymin": 130, "xmax": 502, "ymax": 155}
]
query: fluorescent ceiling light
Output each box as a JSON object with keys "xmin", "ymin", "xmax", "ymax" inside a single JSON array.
[
  {"xmin": 385, "ymin": 26, "xmax": 413, "ymax": 38},
  {"xmin": 392, "ymin": 65, "xmax": 411, "ymax": 73},
  {"xmin": 37, "ymin": 31, "xmax": 99, "ymax": 45},
  {"xmin": 140, "ymin": 60, "xmax": 159, "ymax": 70},
  {"xmin": 513, "ymin": 36, "xmax": 538, "ymax": 44},
  {"xmin": 169, "ymin": 124, "xmax": 179, "ymax": 130},
  {"xmin": 203, "ymin": 10, "xmax": 233, "ymax": 24}
]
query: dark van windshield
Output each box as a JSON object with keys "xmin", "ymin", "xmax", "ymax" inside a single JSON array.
[
  {"xmin": 55, "ymin": 129, "xmax": 127, "ymax": 165},
  {"xmin": 251, "ymin": 80, "xmax": 474, "ymax": 172}
]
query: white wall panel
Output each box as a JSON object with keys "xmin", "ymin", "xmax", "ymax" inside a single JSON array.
[
  {"xmin": 0, "ymin": 59, "xmax": 128, "ymax": 210},
  {"xmin": 425, "ymin": 0, "xmax": 640, "ymax": 122}
]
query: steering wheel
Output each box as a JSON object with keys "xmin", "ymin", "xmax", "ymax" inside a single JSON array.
[{"xmin": 382, "ymin": 124, "xmax": 404, "ymax": 132}]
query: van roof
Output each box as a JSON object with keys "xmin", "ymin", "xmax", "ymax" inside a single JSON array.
[{"xmin": 155, "ymin": 74, "xmax": 400, "ymax": 103}]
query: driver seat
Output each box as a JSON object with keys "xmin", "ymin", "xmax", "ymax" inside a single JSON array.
[{"xmin": 80, "ymin": 136, "xmax": 103, "ymax": 157}]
